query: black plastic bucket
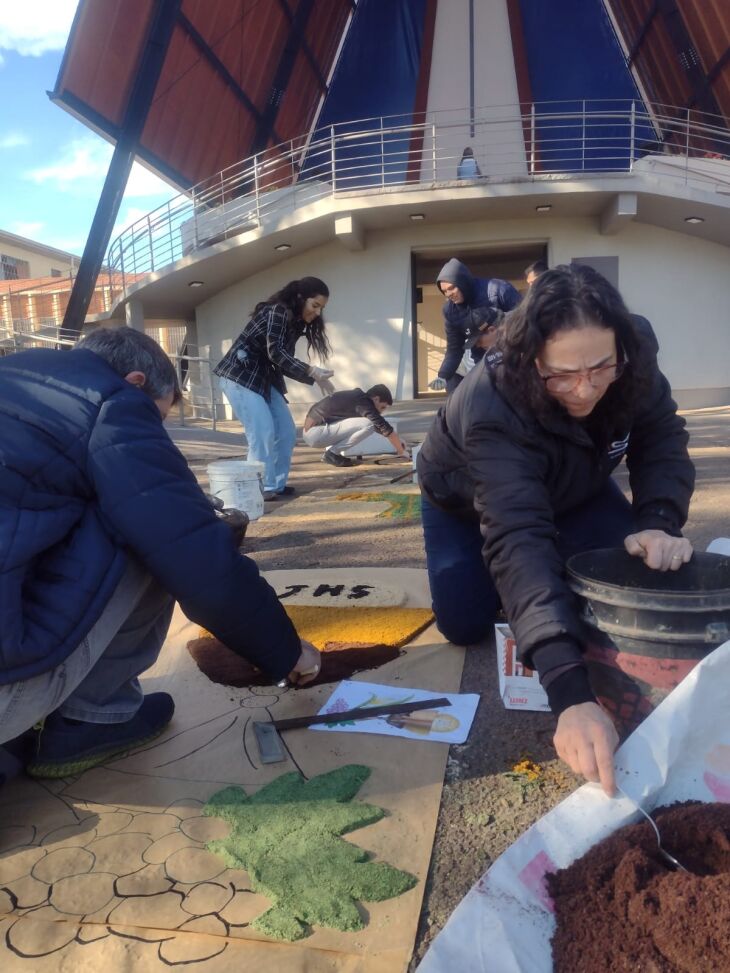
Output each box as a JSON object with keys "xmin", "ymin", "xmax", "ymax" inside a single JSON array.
[{"xmin": 567, "ymin": 549, "xmax": 730, "ymax": 736}]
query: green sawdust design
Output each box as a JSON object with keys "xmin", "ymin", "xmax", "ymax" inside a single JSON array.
[
  {"xmin": 337, "ymin": 491, "xmax": 421, "ymax": 521},
  {"xmin": 203, "ymin": 764, "xmax": 417, "ymax": 940}
]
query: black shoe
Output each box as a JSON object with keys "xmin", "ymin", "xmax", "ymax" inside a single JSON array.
[
  {"xmin": 322, "ymin": 449, "xmax": 355, "ymax": 468},
  {"xmin": 277, "ymin": 485, "xmax": 296, "ymax": 496},
  {"xmin": 27, "ymin": 693, "xmax": 175, "ymax": 779}
]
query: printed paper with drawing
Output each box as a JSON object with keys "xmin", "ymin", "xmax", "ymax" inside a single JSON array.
[{"xmin": 311, "ymin": 680, "xmax": 479, "ymax": 744}]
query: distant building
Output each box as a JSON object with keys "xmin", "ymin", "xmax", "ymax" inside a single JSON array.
[{"xmin": 0, "ymin": 229, "xmax": 79, "ymax": 281}]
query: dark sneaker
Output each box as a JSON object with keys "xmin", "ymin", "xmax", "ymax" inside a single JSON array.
[
  {"xmin": 276, "ymin": 485, "xmax": 296, "ymax": 496},
  {"xmin": 322, "ymin": 449, "xmax": 355, "ymax": 467},
  {"xmin": 27, "ymin": 692, "xmax": 175, "ymax": 779}
]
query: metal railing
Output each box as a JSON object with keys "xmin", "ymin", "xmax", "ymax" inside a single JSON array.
[
  {"xmin": 105, "ymin": 99, "xmax": 730, "ymax": 301},
  {"xmin": 169, "ymin": 352, "xmax": 219, "ymax": 430},
  {"xmin": 0, "ymin": 325, "xmax": 76, "ymax": 352}
]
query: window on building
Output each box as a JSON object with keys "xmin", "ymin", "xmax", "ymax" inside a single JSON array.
[
  {"xmin": 1, "ymin": 255, "xmax": 30, "ymax": 280},
  {"xmin": 50, "ymin": 268, "xmax": 63, "ymax": 278}
]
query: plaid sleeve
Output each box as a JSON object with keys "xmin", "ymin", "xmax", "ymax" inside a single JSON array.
[{"xmin": 265, "ymin": 306, "xmax": 314, "ymax": 384}]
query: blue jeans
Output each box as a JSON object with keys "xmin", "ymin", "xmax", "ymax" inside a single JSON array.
[
  {"xmin": 219, "ymin": 378, "xmax": 297, "ymax": 492},
  {"xmin": 0, "ymin": 558, "xmax": 174, "ymax": 744},
  {"xmin": 421, "ymin": 479, "xmax": 634, "ymax": 645}
]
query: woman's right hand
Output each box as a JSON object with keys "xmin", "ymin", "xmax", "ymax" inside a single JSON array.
[
  {"xmin": 309, "ymin": 365, "xmax": 334, "ymax": 383},
  {"xmin": 287, "ymin": 640, "xmax": 322, "ymax": 686},
  {"xmin": 553, "ymin": 701, "xmax": 619, "ymax": 796}
]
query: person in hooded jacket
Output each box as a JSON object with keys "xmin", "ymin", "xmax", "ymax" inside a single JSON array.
[
  {"xmin": 417, "ymin": 265, "xmax": 695, "ymax": 795},
  {"xmin": 428, "ymin": 258, "xmax": 521, "ymax": 394},
  {"xmin": 0, "ymin": 327, "xmax": 320, "ymax": 783}
]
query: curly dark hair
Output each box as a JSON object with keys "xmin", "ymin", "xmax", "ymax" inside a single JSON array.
[
  {"xmin": 497, "ymin": 264, "xmax": 653, "ymax": 438},
  {"xmin": 255, "ymin": 277, "xmax": 332, "ymax": 362}
]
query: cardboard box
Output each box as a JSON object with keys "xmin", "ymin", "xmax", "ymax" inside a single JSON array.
[{"xmin": 495, "ymin": 623, "xmax": 551, "ymax": 712}]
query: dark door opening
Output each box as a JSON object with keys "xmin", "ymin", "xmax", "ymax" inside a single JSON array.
[{"xmin": 411, "ymin": 242, "xmax": 548, "ymax": 396}]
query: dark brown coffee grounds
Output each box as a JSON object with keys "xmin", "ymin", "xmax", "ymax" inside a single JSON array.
[
  {"xmin": 187, "ymin": 635, "xmax": 399, "ymax": 687},
  {"xmin": 548, "ymin": 801, "xmax": 730, "ymax": 972}
]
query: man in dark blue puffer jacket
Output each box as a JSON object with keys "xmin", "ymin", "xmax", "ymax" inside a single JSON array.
[
  {"xmin": 429, "ymin": 258, "xmax": 522, "ymax": 394},
  {"xmin": 0, "ymin": 327, "xmax": 320, "ymax": 780}
]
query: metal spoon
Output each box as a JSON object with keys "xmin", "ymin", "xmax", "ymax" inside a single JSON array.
[{"xmin": 616, "ymin": 785, "xmax": 689, "ymax": 872}]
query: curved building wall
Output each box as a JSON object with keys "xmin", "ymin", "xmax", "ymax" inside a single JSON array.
[{"xmin": 195, "ymin": 215, "xmax": 730, "ymax": 410}]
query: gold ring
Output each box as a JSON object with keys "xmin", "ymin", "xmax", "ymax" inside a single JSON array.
[{"xmin": 671, "ymin": 555, "xmax": 682, "ymax": 560}]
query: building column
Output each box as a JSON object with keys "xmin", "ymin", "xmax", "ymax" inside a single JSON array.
[{"xmin": 125, "ymin": 300, "xmax": 145, "ymax": 332}]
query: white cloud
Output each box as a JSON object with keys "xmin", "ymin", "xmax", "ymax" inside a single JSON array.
[
  {"xmin": 26, "ymin": 137, "xmax": 176, "ymax": 202},
  {"xmin": 12, "ymin": 221, "xmax": 45, "ymax": 239},
  {"xmin": 0, "ymin": 132, "xmax": 29, "ymax": 149},
  {"xmin": 126, "ymin": 163, "xmax": 177, "ymax": 200},
  {"xmin": 0, "ymin": 1, "xmax": 78, "ymax": 56},
  {"xmin": 26, "ymin": 137, "xmax": 109, "ymax": 188},
  {"xmin": 114, "ymin": 206, "xmax": 154, "ymax": 237}
]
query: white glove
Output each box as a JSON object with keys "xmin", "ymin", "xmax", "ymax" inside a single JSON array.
[
  {"xmin": 309, "ymin": 365, "xmax": 334, "ymax": 383},
  {"xmin": 428, "ymin": 377, "xmax": 447, "ymax": 391},
  {"xmin": 316, "ymin": 378, "xmax": 336, "ymax": 396}
]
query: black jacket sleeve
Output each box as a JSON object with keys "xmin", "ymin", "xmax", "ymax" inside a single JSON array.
[
  {"xmin": 265, "ymin": 306, "xmax": 315, "ymax": 386},
  {"xmin": 465, "ymin": 418, "xmax": 586, "ymax": 665},
  {"xmin": 438, "ymin": 312, "xmax": 468, "ymax": 380},
  {"xmin": 354, "ymin": 391, "xmax": 394, "ymax": 437},
  {"xmin": 626, "ymin": 368, "xmax": 694, "ymax": 535},
  {"xmin": 87, "ymin": 391, "xmax": 301, "ymax": 680}
]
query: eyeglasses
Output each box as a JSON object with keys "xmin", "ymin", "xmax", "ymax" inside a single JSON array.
[{"xmin": 538, "ymin": 360, "xmax": 627, "ymax": 393}]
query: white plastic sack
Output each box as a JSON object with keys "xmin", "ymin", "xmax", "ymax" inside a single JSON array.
[{"xmin": 418, "ymin": 640, "xmax": 730, "ymax": 973}]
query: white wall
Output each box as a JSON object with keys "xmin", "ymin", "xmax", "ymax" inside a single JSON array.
[
  {"xmin": 423, "ymin": 0, "xmax": 525, "ymax": 180},
  {"xmin": 196, "ymin": 236, "xmax": 414, "ymax": 408},
  {"xmin": 195, "ymin": 215, "xmax": 730, "ymax": 408}
]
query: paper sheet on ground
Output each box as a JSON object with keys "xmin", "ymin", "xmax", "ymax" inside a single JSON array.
[
  {"xmin": 312, "ymin": 681, "xmax": 479, "ymax": 744},
  {"xmin": 0, "ymin": 568, "xmax": 462, "ymax": 973},
  {"xmin": 417, "ymin": 639, "xmax": 730, "ymax": 973}
]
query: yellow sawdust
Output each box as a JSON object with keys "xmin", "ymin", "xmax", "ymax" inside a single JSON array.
[
  {"xmin": 283, "ymin": 605, "xmax": 433, "ymax": 649},
  {"xmin": 510, "ymin": 758, "xmax": 542, "ymax": 781},
  {"xmin": 199, "ymin": 606, "xmax": 434, "ymax": 651}
]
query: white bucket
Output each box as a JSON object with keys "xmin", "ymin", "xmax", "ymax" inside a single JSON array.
[{"xmin": 207, "ymin": 460, "xmax": 265, "ymax": 521}]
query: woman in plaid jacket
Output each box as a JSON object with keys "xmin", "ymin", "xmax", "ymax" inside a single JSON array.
[{"xmin": 215, "ymin": 277, "xmax": 335, "ymax": 498}]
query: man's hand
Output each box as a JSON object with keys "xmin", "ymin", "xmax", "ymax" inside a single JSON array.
[
  {"xmin": 316, "ymin": 378, "xmax": 336, "ymax": 396},
  {"xmin": 624, "ymin": 530, "xmax": 693, "ymax": 571},
  {"xmin": 287, "ymin": 639, "xmax": 322, "ymax": 686},
  {"xmin": 397, "ymin": 438, "xmax": 411, "ymax": 460},
  {"xmin": 428, "ymin": 377, "xmax": 447, "ymax": 391},
  {"xmin": 553, "ymin": 701, "xmax": 618, "ymax": 796}
]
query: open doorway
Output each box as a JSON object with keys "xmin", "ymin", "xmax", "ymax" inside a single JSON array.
[{"xmin": 411, "ymin": 243, "xmax": 548, "ymax": 396}]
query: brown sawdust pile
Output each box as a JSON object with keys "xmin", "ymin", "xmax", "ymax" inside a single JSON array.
[{"xmin": 548, "ymin": 801, "xmax": 730, "ymax": 972}]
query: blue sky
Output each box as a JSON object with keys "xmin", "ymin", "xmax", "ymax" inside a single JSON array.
[{"xmin": 0, "ymin": 1, "xmax": 177, "ymax": 258}]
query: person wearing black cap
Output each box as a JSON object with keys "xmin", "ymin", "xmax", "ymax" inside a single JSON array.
[{"xmin": 429, "ymin": 258, "xmax": 521, "ymax": 394}]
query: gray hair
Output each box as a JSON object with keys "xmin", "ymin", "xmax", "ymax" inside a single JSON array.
[{"xmin": 75, "ymin": 326, "xmax": 180, "ymax": 402}]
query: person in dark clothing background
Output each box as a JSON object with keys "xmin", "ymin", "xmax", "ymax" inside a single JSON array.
[
  {"xmin": 417, "ymin": 265, "xmax": 695, "ymax": 795},
  {"xmin": 428, "ymin": 258, "xmax": 521, "ymax": 394},
  {"xmin": 456, "ymin": 146, "xmax": 482, "ymax": 179},
  {"xmin": 303, "ymin": 384, "xmax": 410, "ymax": 467},
  {"xmin": 0, "ymin": 327, "xmax": 320, "ymax": 782}
]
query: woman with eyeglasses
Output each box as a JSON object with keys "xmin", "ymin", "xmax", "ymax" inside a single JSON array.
[
  {"xmin": 417, "ymin": 264, "xmax": 695, "ymax": 794},
  {"xmin": 215, "ymin": 277, "xmax": 334, "ymax": 500}
]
